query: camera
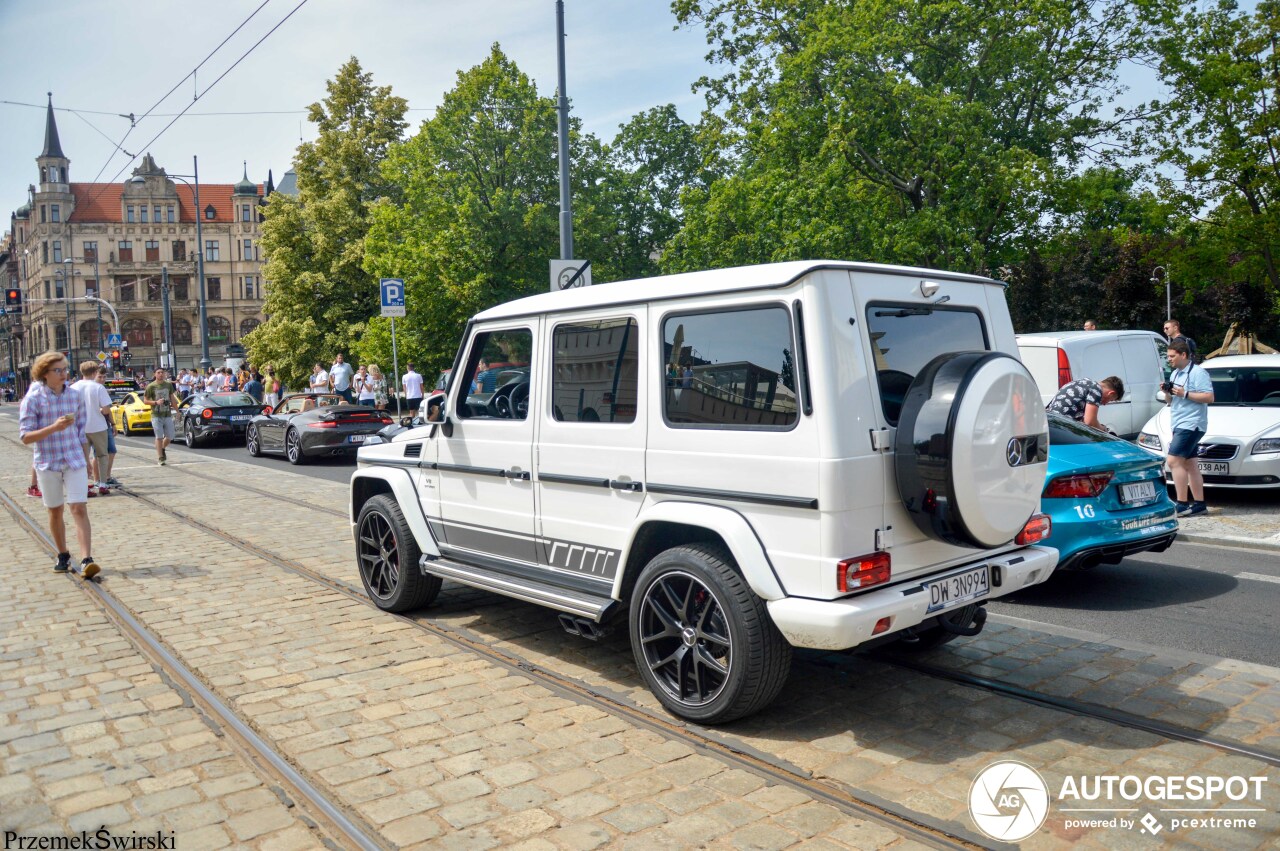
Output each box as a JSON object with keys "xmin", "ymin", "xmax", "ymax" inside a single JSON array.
[{"xmin": 1161, "ymin": 381, "xmax": 1174, "ymax": 393}]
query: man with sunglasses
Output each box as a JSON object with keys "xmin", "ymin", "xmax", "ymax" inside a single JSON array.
[{"xmin": 18, "ymin": 351, "xmax": 100, "ymax": 579}]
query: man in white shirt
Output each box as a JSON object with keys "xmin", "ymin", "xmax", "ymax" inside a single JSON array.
[
  {"xmin": 402, "ymin": 363, "xmax": 424, "ymax": 412},
  {"xmin": 329, "ymin": 354, "xmax": 355, "ymax": 403},
  {"xmin": 204, "ymin": 369, "xmax": 220, "ymax": 393},
  {"xmin": 71, "ymin": 361, "xmax": 114, "ymax": 496}
]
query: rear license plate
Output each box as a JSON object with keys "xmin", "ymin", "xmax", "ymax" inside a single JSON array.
[
  {"xmin": 1197, "ymin": 461, "xmax": 1229, "ymax": 475},
  {"xmin": 347, "ymin": 434, "xmax": 368, "ymax": 444},
  {"xmin": 926, "ymin": 566, "xmax": 991, "ymax": 613},
  {"xmin": 1120, "ymin": 480, "xmax": 1158, "ymax": 504},
  {"xmin": 230, "ymin": 415, "xmax": 251, "ymax": 422}
]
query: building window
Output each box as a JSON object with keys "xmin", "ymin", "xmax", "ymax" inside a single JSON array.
[
  {"xmin": 242, "ymin": 239, "xmax": 252, "ymax": 261},
  {"xmin": 118, "ymin": 277, "xmax": 136, "ymax": 302},
  {"xmin": 55, "ymin": 324, "xmax": 68, "ymax": 351},
  {"xmin": 44, "ymin": 280, "xmax": 51, "ymax": 301},
  {"xmin": 83, "ymin": 241, "xmax": 97, "ymax": 263},
  {"xmin": 118, "ymin": 240, "xmax": 133, "ymax": 262},
  {"xmin": 207, "ymin": 277, "xmax": 222, "ymax": 301},
  {"xmin": 241, "ymin": 204, "xmax": 252, "ymax": 222},
  {"xmin": 240, "ymin": 317, "xmax": 260, "ymax": 338},
  {"xmin": 42, "ymin": 242, "xmax": 48, "ymax": 263},
  {"xmin": 40, "ymin": 205, "xmax": 46, "ymax": 223},
  {"xmin": 154, "ymin": 206, "xmax": 162, "ymax": 223},
  {"xmin": 172, "ymin": 276, "xmax": 189, "ymax": 301},
  {"xmin": 206, "ymin": 315, "xmax": 230, "ymax": 342},
  {"xmin": 204, "ymin": 205, "xmax": 216, "ymax": 220},
  {"xmin": 172, "ymin": 240, "xmax": 186, "ymax": 261},
  {"xmin": 244, "ymin": 276, "xmax": 255, "ymax": 299},
  {"xmin": 52, "ymin": 241, "xmax": 62, "ymax": 263},
  {"xmin": 79, "ymin": 320, "xmax": 106, "ymax": 351},
  {"xmin": 126, "ymin": 206, "xmax": 135, "ymax": 223},
  {"xmin": 140, "ymin": 206, "xmax": 149, "ymax": 223},
  {"xmin": 167, "ymin": 206, "xmax": 175, "ymax": 223},
  {"xmin": 54, "ymin": 276, "xmax": 64, "ymax": 299},
  {"xmin": 84, "ymin": 279, "xmax": 97, "ymax": 297},
  {"xmin": 51, "ymin": 204, "xmax": 60, "ymax": 223},
  {"xmin": 205, "ymin": 241, "xmax": 220, "ymax": 262},
  {"xmin": 172, "ymin": 318, "xmax": 192, "ymax": 345},
  {"xmin": 145, "ymin": 240, "xmax": 160, "ymax": 262},
  {"xmin": 147, "ymin": 278, "xmax": 162, "ymax": 302},
  {"xmin": 122, "ymin": 318, "xmax": 153, "ymax": 347}
]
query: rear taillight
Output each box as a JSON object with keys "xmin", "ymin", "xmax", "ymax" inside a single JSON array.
[
  {"xmin": 1043, "ymin": 472, "xmax": 1113, "ymax": 498},
  {"xmin": 1016, "ymin": 513, "xmax": 1052, "ymax": 545},
  {"xmin": 1056, "ymin": 347, "xmax": 1072, "ymax": 388},
  {"xmin": 307, "ymin": 422, "xmax": 338, "ymax": 429},
  {"xmin": 837, "ymin": 552, "xmax": 891, "ymax": 593},
  {"xmin": 201, "ymin": 408, "xmax": 213, "ymax": 419}
]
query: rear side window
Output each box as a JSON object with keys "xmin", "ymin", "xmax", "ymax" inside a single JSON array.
[
  {"xmin": 866, "ymin": 304, "xmax": 988, "ymax": 425},
  {"xmin": 552, "ymin": 318, "xmax": 638, "ymax": 423},
  {"xmin": 661, "ymin": 306, "xmax": 799, "ymax": 429}
]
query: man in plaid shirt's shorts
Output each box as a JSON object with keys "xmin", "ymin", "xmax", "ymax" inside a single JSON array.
[{"xmin": 19, "ymin": 351, "xmax": 101, "ymax": 579}]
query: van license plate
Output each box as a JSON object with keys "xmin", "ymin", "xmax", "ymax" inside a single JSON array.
[
  {"xmin": 926, "ymin": 566, "xmax": 990, "ymax": 613},
  {"xmin": 1197, "ymin": 461, "xmax": 1229, "ymax": 475},
  {"xmin": 1120, "ymin": 480, "xmax": 1158, "ymax": 504}
]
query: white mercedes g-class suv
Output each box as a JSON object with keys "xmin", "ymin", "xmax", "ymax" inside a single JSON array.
[{"xmin": 351, "ymin": 261, "xmax": 1056, "ymax": 723}]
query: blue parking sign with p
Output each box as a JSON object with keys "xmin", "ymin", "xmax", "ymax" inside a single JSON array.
[{"xmin": 380, "ymin": 278, "xmax": 406, "ymax": 317}]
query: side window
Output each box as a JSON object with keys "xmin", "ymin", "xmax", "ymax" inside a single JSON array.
[
  {"xmin": 661, "ymin": 306, "xmax": 798, "ymax": 429},
  {"xmin": 866, "ymin": 305, "xmax": 988, "ymax": 426},
  {"xmin": 456, "ymin": 328, "xmax": 533, "ymax": 420},
  {"xmin": 552, "ymin": 318, "xmax": 638, "ymax": 423}
]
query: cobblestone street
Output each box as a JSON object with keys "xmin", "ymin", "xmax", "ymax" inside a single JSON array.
[{"xmin": 3, "ymin": 441, "xmax": 1279, "ymax": 850}]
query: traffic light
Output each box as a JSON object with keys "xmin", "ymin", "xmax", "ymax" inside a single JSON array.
[
  {"xmin": 4, "ymin": 288, "xmax": 20, "ymax": 314},
  {"xmin": 111, "ymin": 350, "xmax": 121, "ymax": 367}
]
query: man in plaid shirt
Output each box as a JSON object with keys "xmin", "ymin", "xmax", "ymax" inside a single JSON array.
[{"xmin": 19, "ymin": 351, "xmax": 100, "ymax": 579}]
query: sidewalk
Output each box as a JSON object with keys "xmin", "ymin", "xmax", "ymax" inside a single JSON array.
[{"xmin": 1177, "ymin": 494, "xmax": 1280, "ymax": 551}]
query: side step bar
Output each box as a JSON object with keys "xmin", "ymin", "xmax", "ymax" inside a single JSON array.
[{"xmin": 420, "ymin": 556, "xmax": 617, "ymax": 621}]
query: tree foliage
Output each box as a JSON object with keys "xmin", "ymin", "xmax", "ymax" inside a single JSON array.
[{"xmin": 244, "ymin": 57, "xmax": 408, "ymax": 389}]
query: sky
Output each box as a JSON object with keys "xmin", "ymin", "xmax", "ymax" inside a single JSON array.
[{"xmin": 0, "ymin": 0, "xmax": 713, "ymax": 217}]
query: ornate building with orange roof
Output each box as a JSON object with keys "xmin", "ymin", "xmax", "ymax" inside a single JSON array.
[{"xmin": 7, "ymin": 95, "xmax": 272, "ymax": 378}]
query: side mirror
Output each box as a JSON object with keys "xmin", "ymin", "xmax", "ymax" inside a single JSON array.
[
  {"xmin": 1155, "ymin": 391, "xmax": 1167, "ymax": 403},
  {"xmin": 262, "ymin": 405, "xmax": 274, "ymax": 415}
]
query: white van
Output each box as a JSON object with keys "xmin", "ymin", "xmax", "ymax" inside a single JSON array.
[
  {"xmin": 1017, "ymin": 330, "xmax": 1167, "ymax": 438},
  {"xmin": 352, "ymin": 261, "xmax": 1058, "ymax": 722}
]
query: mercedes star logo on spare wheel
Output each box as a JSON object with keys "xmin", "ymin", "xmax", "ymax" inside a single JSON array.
[
  {"xmin": 1007, "ymin": 437, "xmax": 1025, "ymax": 467},
  {"xmin": 969, "ymin": 761, "xmax": 1050, "ymax": 842}
]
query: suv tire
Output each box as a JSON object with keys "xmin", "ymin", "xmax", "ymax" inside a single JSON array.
[
  {"xmin": 356, "ymin": 495, "xmax": 442, "ymax": 612},
  {"xmin": 629, "ymin": 543, "xmax": 791, "ymax": 724}
]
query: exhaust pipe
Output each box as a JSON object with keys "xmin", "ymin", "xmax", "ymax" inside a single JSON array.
[{"xmin": 558, "ymin": 613, "xmax": 608, "ymax": 641}]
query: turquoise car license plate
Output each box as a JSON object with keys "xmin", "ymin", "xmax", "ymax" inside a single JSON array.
[
  {"xmin": 1120, "ymin": 480, "xmax": 1158, "ymax": 504},
  {"xmin": 926, "ymin": 566, "xmax": 990, "ymax": 613}
]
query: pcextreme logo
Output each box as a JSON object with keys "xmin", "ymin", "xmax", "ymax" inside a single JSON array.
[{"xmin": 969, "ymin": 761, "xmax": 1051, "ymax": 842}]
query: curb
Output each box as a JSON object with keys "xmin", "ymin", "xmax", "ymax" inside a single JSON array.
[{"xmin": 1177, "ymin": 530, "xmax": 1280, "ymax": 553}]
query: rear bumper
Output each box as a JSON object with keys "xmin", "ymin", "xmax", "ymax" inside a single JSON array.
[
  {"xmin": 1058, "ymin": 531, "xmax": 1176, "ymax": 570},
  {"xmin": 766, "ymin": 546, "xmax": 1058, "ymax": 650}
]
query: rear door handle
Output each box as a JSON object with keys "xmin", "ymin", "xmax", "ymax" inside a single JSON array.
[
  {"xmin": 609, "ymin": 479, "xmax": 644, "ymax": 492},
  {"xmin": 504, "ymin": 469, "xmax": 531, "ymax": 481}
]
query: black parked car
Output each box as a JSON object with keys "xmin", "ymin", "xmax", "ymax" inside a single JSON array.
[
  {"xmin": 178, "ymin": 392, "xmax": 267, "ymax": 447},
  {"xmin": 245, "ymin": 393, "xmax": 394, "ymax": 464}
]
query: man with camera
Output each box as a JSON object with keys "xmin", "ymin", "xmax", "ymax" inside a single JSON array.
[{"xmin": 1163, "ymin": 339, "xmax": 1213, "ymax": 517}]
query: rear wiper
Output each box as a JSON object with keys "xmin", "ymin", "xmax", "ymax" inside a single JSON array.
[{"xmin": 874, "ymin": 307, "xmax": 932, "ymax": 318}]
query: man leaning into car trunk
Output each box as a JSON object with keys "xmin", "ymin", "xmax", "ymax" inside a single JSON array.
[{"xmin": 1164, "ymin": 339, "xmax": 1213, "ymax": 517}]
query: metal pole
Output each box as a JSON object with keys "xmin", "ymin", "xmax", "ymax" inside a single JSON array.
[
  {"xmin": 1166, "ymin": 266, "xmax": 1171, "ymax": 322},
  {"xmin": 94, "ymin": 254, "xmax": 103, "ymax": 353},
  {"xmin": 391, "ymin": 317, "xmax": 401, "ymax": 418},
  {"xmin": 161, "ymin": 266, "xmax": 174, "ymax": 370},
  {"xmin": 193, "ymin": 156, "xmax": 211, "ymax": 369},
  {"xmin": 555, "ymin": 0, "xmax": 574, "ymax": 260}
]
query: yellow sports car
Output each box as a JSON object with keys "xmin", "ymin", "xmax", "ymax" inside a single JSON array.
[{"xmin": 112, "ymin": 392, "xmax": 154, "ymax": 435}]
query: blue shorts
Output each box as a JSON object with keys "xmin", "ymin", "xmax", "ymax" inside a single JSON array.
[
  {"xmin": 1168, "ymin": 428, "xmax": 1205, "ymax": 459},
  {"xmin": 106, "ymin": 429, "xmax": 117, "ymax": 454}
]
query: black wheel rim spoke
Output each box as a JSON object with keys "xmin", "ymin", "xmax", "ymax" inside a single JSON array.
[
  {"xmin": 640, "ymin": 570, "xmax": 731, "ymax": 707},
  {"xmin": 358, "ymin": 513, "xmax": 398, "ymax": 599}
]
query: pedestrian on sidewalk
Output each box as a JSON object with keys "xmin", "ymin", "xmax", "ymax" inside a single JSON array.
[
  {"xmin": 71, "ymin": 361, "xmax": 113, "ymax": 496},
  {"xmin": 263, "ymin": 366, "xmax": 280, "ymax": 408},
  {"xmin": 402, "ymin": 363, "xmax": 424, "ymax": 413},
  {"xmin": 329, "ymin": 354, "xmax": 355, "ymax": 403},
  {"xmin": 1164, "ymin": 339, "xmax": 1213, "ymax": 517},
  {"xmin": 366, "ymin": 365, "xmax": 389, "ymax": 411},
  {"xmin": 144, "ymin": 368, "xmax": 181, "ymax": 466},
  {"xmin": 18, "ymin": 351, "xmax": 100, "ymax": 579}
]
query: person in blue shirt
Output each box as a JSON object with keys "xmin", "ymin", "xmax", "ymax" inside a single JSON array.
[{"xmin": 1164, "ymin": 339, "xmax": 1214, "ymax": 516}]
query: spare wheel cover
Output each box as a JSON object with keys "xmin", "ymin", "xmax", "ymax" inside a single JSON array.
[{"xmin": 894, "ymin": 351, "xmax": 1048, "ymax": 549}]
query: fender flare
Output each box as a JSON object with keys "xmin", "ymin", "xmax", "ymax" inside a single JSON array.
[
  {"xmin": 349, "ymin": 467, "xmax": 441, "ymax": 558},
  {"xmin": 623, "ymin": 501, "xmax": 786, "ymax": 601}
]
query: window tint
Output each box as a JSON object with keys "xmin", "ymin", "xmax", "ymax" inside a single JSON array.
[
  {"xmin": 866, "ymin": 304, "xmax": 988, "ymax": 425},
  {"xmin": 457, "ymin": 329, "xmax": 533, "ymax": 420},
  {"xmin": 662, "ymin": 307, "xmax": 798, "ymax": 428},
  {"xmin": 552, "ymin": 318, "xmax": 638, "ymax": 423},
  {"xmin": 1047, "ymin": 412, "xmax": 1117, "ymax": 445}
]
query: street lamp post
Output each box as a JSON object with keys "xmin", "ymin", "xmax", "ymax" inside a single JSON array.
[
  {"xmin": 161, "ymin": 265, "xmax": 175, "ymax": 370},
  {"xmin": 168, "ymin": 156, "xmax": 210, "ymax": 369},
  {"xmin": 1150, "ymin": 266, "xmax": 1170, "ymax": 322}
]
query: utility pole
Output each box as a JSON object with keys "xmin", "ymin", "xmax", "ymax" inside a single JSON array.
[
  {"xmin": 161, "ymin": 265, "xmax": 174, "ymax": 370},
  {"xmin": 555, "ymin": 0, "xmax": 574, "ymax": 261}
]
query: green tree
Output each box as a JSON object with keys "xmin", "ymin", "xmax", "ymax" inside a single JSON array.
[
  {"xmin": 667, "ymin": 0, "xmax": 1142, "ymax": 273},
  {"xmin": 244, "ymin": 57, "xmax": 408, "ymax": 389}
]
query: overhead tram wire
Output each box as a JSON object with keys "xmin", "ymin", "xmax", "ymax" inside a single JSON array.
[{"xmin": 79, "ymin": 0, "xmax": 310, "ymax": 212}]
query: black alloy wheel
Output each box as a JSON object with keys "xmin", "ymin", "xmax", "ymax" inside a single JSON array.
[
  {"xmin": 355, "ymin": 495, "xmax": 441, "ymax": 612},
  {"xmin": 184, "ymin": 418, "xmax": 199, "ymax": 448},
  {"xmin": 630, "ymin": 544, "xmax": 791, "ymax": 724},
  {"xmin": 285, "ymin": 428, "xmax": 305, "ymax": 465},
  {"xmin": 246, "ymin": 424, "xmax": 261, "ymax": 457}
]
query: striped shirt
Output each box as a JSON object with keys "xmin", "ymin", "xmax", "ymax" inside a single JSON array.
[{"xmin": 19, "ymin": 381, "xmax": 88, "ymax": 472}]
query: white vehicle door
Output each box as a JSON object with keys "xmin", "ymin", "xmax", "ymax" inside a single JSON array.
[
  {"xmin": 536, "ymin": 310, "xmax": 645, "ymax": 594},
  {"xmin": 435, "ymin": 325, "xmax": 538, "ymax": 571}
]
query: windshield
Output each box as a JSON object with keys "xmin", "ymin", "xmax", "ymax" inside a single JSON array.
[
  {"xmin": 1205, "ymin": 366, "xmax": 1280, "ymax": 407},
  {"xmin": 1047, "ymin": 412, "xmax": 1119, "ymax": 445},
  {"xmin": 209, "ymin": 393, "xmax": 257, "ymax": 407},
  {"xmin": 866, "ymin": 304, "xmax": 989, "ymax": 425}
]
